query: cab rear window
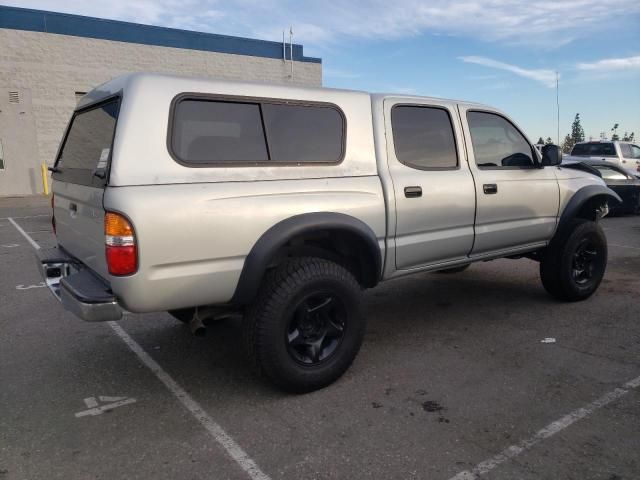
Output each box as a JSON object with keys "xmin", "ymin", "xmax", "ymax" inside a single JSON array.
[
  {"xmin": 570, "ymin": 143, "xmax": 616, "ymax": 157},
  {"xmin": 54, "ymin": 98, "xmax": 120, "ymax": 186}
]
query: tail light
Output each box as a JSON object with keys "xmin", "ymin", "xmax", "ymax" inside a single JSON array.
[
  {"xmin": 104, "ymin": 212, "xmax": 137, "ymax": 276},
  {"xmin": 51, "ymin": 194, "xmax": 56, "ymax": 234}
]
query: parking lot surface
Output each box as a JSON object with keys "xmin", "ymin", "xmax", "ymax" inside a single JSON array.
[{"xmin": 1, "ymin": 196, "xmax": 639, "ymax": 480}]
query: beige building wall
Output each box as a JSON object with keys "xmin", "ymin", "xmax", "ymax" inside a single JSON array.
[{"xmin": 0, "ymin": 28, "xmax": 322, "ymax": 174}]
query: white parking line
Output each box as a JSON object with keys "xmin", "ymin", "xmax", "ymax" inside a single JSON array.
[
  {"xmin": 449, "ymin": 375, "xmax": 640, "ymax": 480},
  {"xmin": 9, "ymin": 217, "xmax": 271, "ymax": 480},
  {"xmin": 0, "ymin": 214, "xmax": 49, "ymax": 220},
  {"xmin": 8, "ymin": 217, "xmax": 41, "ymax": 250},
  {"xmin": 109, "ymin": 322, "xmax": 270, "ymax": 480}
]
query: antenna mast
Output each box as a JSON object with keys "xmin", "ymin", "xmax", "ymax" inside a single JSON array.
[
  {"xmin": 289, "ymin": 26, "xmax": 294, "ymax": 81},
  {"xmin": 556, "ymin": 71, "xmax": 560, "ymax": 145}
]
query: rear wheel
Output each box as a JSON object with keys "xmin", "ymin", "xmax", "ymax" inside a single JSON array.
[
  {"xmin": 243, "ymin": 257, "xmax": 365, "ymax": 393},
  {"xmin": 540, "ymin": 219, "xmax": 607, "ymax": 301}
]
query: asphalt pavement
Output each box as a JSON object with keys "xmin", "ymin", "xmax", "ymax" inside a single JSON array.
[{"xmin": 1, "ymin": 196, "xmax": 638, "ymax": 480}]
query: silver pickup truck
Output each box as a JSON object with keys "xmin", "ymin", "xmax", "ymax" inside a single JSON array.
[
  {"xmin": 564, "ymin": 141, "xmax": 640, "ymax": 176},
  {"xmin": 40, "ymin": 73, "xmax": 620, "ymax": 392}
]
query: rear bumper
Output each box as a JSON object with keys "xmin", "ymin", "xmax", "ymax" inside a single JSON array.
[{"xmin": 36, "ymin": 246, "xmax": 123, "ymax": 322}]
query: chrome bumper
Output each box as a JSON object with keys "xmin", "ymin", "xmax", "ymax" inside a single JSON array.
[{"xmin": 36, "ymin": 246, "xmax": 123, "ymax": 322}]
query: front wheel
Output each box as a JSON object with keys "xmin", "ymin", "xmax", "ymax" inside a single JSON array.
[
  {"xmin": 540, "ymin": 219, "xmax": 607, "ymax": 301},
  {"xmin": 243, "ymin": 257, "xmax": 366, "ymax": 393}
]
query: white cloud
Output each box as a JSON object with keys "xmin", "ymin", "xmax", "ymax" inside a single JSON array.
[
  {"xmin": 7, "ymin": 0, "xmax": 640, "ymax": 53},
  {"xmin": 459, "ymin": 56, "xmax": 557, "ymax": 88},
  {"xmin": 576, "ymin": 55, "xmax": 640, "ymax": 71}
]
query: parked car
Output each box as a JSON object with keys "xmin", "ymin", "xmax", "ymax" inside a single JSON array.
[
  {"xmin": 564, "ymin": 141, "xmax": 640, "ymax": 176},
  {"xmin": 564, "ymin": 161, "xmax": 640, "ymax": 214},
  {"xmin": 39, "ymin": 73, "xmax": 621, "ymax": 392}
]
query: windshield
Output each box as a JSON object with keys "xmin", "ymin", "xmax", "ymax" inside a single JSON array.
[{"xmin": 571, "ymin": 143, "xmax": 616, "ymax": 157}]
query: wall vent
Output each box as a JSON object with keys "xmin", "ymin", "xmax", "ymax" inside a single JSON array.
[{"xmin": 9, "ymin": 91, "xmax": 20, "ymax": 104}]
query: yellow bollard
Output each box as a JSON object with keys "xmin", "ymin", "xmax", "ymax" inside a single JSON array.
[{"xmin": 40, "ymin": 163, "xmax": 49, "ymax": 196}]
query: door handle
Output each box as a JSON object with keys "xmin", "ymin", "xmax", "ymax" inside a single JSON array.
[
  {"xmin": 483, "ymin": 184, "xmax": 498, "ymax": 195},
  {"xmin": 404, "ymin": 186, "xmax": 422, "ymax": 198}
]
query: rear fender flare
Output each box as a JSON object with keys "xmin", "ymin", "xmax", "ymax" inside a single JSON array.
[{"xmin": 231, "ymin": 212, "xmax": 382, "ymax": 305}]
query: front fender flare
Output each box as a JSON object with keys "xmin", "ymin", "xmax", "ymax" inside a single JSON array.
[{"xmin": 556, "ymin": 184, "xmax": 621, "ymax": 237}]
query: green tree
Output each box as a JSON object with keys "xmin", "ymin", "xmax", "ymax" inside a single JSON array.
[
  {"xmin": 611, "ymin": 123, "xmax": 619, "ymax": 141},
  {"xmin": 545, "ymin": 137, "xmax": 553, "ymax": 144},
  {"xmin": 570, "ymin": 114, "xmax": 585, "ymax": 145},
  {"xmin": 622, "ymin": 131, "xmax": 635, "ymax": 142},
  {"xmin": 562, "ymin": 133, "xmax": 574, "ymax": 153},
  {"xmin": 537, "ymin": 137, "xmax": 544, "ymax": 144}
]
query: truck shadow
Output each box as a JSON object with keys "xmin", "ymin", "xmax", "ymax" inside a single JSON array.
[{"xmin": 112, "ymin": 259, "xmax": 565, "ymax": 397}]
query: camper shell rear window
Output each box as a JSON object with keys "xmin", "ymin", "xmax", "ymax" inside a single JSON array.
[
  {"xmin": 168, "ymin": 94, "xmax": 346, "ymax": 166},
  {"xmin": 53, "ymin": 97, "xmax": 120, "ymax": 186}
]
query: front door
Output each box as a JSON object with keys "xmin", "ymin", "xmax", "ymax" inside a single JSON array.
[
  {"xmin": 458, "ymin": 106, "xmax": 559, "ymax": 256},
  {"xmin": 384, "ymin": 98, "xmax": 476, "ymax": 270}
]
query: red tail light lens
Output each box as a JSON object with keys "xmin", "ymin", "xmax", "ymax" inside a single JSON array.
[
  {"xmin": 104, "ymin": 212, "xmax": 137, "ymax": 276},
  {"xmin": 106, "ymin": 245, "xmax": 137, "ymax": 275}
]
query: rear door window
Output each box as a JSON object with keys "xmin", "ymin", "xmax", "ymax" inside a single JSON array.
[
  {"xmin": 54, "ymin": 98, "xmax": 120, "ymax": 186},
  {"xmin": 391, "ymin": 105, "xmax": 458, "ymax": 169}
]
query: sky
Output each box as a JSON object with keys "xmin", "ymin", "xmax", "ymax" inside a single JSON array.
[{"xmin": 7, "ymin": 0, "xmax": 640, "ymax": 143}]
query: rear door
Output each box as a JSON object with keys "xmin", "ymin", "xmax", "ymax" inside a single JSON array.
[
  {"xmin": 459, "ymin": 107, "xmax": 559, "ymax": 256},
  {"xmin": 384, "ymin": 98, "xmax": 476, "ymax": 269},
  {"xmin": 52, "ymin": 98, "xmax": 120, "ymax": 279}
]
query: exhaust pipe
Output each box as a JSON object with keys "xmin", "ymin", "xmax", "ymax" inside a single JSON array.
[
  {"xmin": 186, "ymin": 306, "xmax": 241, "ymax": 337},
  {"xmin": 189, "ymin": 311, "xmax": 206, "ymax": 337}
]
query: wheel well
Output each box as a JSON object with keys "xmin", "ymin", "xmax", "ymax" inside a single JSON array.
[
  {"xmin": 267, "ymin": 229, "xmax": 379, "ymax": 288},
  {"xmin": 575, "ymin": 194, "xmax": 610, "ymax": 221}
]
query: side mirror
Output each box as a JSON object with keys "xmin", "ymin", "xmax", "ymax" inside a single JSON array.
[{"xmin": 541, "ymin": 144, "xmax": 562, "ymax": 166}]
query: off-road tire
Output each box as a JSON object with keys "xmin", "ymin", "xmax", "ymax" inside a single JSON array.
[
  {"xmin": 243, "ymin": 257, "xmax": 365, "ymax": 393},
  {"xmin": 540, "ymin": 219, "xmax": 607, "ymax": 302}
]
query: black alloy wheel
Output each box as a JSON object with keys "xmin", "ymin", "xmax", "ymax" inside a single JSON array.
[
  {"xmin": 571, "ymin": 238, "xmax": 598, "ymax": 285},
  {"xmin": 286, "ymin": 292, "xmax": 346, "ymax": 365}
]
